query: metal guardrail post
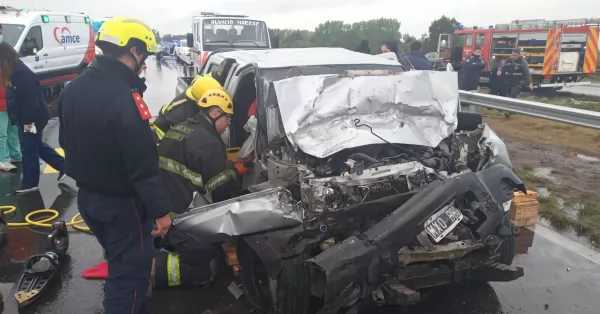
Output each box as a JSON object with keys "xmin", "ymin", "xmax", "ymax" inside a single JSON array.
[{"xmin": 459, "ymin": 91, "xmax": 600, "ymax": 130}]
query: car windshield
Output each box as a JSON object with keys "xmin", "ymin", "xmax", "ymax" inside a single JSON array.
[
  {"xmin": 202, "ymin": 18, "xmax": 269, "ymax": 49},
  {"xmin": 1, "ymin": 23, "xmax": 25, "ymax": 47}
]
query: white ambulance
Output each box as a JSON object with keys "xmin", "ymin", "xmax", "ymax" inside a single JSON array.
[{"xmin": 0, "ymin": 6, "xmax": 95, "ymax": 110}]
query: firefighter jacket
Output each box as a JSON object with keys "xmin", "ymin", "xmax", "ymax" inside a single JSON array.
[
  {"xmin": 154, "ymin": 92, "xmax": 199, "ymax": 140},
  {"xmin": 158, "ymin": 114, "xmax": 240, "ymax": 213},
  {"xmin": 58, "ymin": 56, "xmax": 172, "ymax": 219},
  {"xmin": 498, "ymin": 56, "xmax": 532, "ymax": 85}
]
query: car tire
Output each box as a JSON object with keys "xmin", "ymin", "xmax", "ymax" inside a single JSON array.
[
  {"xmin": 495, "ymin": 222, "xmax": 517, "ymax": 265},
  {"xmin": 238, "ymin": 240, "xmax": 311, "ymax": 314},
  {"xmin": 273, "ymin": 253, "xmax": 311, "ymax": 314}
]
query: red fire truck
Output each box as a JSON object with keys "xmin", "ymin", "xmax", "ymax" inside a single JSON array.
[{"xmin": 437, "ymin": 18, "xmax": 599, "ymax": 90}]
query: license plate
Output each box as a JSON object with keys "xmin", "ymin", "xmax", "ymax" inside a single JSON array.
[{"xmin": 424, "ymin": 204, "xmax": 464, "ymax": 243}]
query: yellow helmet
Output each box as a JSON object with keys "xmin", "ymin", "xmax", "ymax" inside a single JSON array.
[
  {"xmin": 186, "ymin": 76, "xmax": 222, "ymax": 101},
  {"xmin": 197, "ymin": 89, "xmax": 233, "ymax": 115},
  {"xmin": 96, "ymin": 17, "xmax": 160, "ymax": 54}
]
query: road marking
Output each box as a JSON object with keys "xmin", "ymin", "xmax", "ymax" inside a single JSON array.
[{"xmin": 43, "ymin": 148, "xmax": 64, "ymax": 174}]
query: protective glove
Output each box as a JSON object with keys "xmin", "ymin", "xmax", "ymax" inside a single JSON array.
[{"xmin": 232, "ymin": 155, "xmax": 254, "ymax": 176}]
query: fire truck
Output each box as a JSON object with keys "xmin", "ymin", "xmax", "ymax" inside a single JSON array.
[
  {"xmin": 437, "ymin": 18, "xmax": 600, "ymax": 90},
  {"xmin": 184, "ymin": 11, "xmax": 274, "ymax": 76}
]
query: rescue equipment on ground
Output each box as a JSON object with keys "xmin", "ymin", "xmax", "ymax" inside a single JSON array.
[
  {"xmin": 14, "ymin": 220, "xmax": 69, "ymax": 308},
  {"xmin": 0, "ymin": 205, "xmax": 89, "ymax": 232}
]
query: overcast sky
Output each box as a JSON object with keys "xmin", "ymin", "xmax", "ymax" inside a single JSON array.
[{"xmin": 10, "ymin": 0, "xmax": 600, "ymax": 36}]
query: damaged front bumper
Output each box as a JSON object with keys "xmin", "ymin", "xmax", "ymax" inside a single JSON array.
[{"xmin": 307, "ymin": 164, "xmax": 525, "ymax": 311}]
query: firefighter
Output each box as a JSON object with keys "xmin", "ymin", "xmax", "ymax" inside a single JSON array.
[
  {"xmin": 497, "ymin": 48, "xmax": 534, "ymax": 98},
  {"xmin": 157, "ymin": 89, "xmax": 254, "ymax": 286},
  {"xmin": 58, "ymin": 17, "xmax": 172, "ymax": 313},
  {"xmin": 153, "ymin": 75, "xmax": 222, "ymax": 141}
]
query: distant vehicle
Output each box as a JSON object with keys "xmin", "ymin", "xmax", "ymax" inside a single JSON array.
[
  {"xmin": 0, "ymin": 6, "xmax": 95, "ymax": 113},
  {"xmin": 91, "ymin": 17, "xmax": 112, "ymax": 55},
  {"xmin": 175, "ymin": 38, "xmax": 191, "ymax": 64},
  {"xmin": 437, "ymin": 18, "xmax": 600, "ymax": 90},
  {"xmin": 424, "ymin": 51, "xmax": 445, "ymax": 70},
  {"xmin": 184, "ymin": 11, "xmax": 275, "ymax": 75}
]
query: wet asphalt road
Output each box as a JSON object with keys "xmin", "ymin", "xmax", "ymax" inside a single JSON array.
[
  {"xmin": 562, "ymin": 83, "xmax": 600, "ymax": 97},
  {"xmin": 1, "ymin": 56, "xmax": 600, "ymax": 314}
]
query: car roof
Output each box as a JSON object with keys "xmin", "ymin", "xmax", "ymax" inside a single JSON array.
[
  {"xmin": 0, "ymin": 8, "xmax": 87, "ymax": 25},
  {"xmin": 211, "ymin": 47, "xmax": 402, "ymax": 69}
]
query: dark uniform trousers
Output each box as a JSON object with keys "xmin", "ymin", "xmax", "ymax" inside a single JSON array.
[{"xmin": 78, "ymin": 187, "xmax": 154, "ymax": 314}]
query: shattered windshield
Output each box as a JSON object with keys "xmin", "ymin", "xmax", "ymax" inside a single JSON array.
[
  {"xmin": 202, "ymin": 18, "xmax": 269, "ymax": 49},
  {"xmin": 0, "ymin": 23, "xmax": 25, "ymax": 47}
]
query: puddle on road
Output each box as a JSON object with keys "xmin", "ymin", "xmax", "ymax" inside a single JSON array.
[
  {"xmin": 533, "ymin": 167, "xmax": 556, "ymax": 181},
  {"xmin": 576, "ymin": 154, "xmax": 600, "ymax": 162}
]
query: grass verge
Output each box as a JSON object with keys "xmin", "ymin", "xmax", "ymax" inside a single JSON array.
[{"xmin": 514, "ymin": 168, "xmax": 600, "ymax": 245}]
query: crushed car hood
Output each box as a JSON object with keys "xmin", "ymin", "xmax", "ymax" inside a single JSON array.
[{"xmin": 272, "ymin": 71, "xmax": 459, "ymax": 158}]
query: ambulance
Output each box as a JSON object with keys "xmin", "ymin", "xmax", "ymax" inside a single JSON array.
[
  {"xmin": 0, "ymin": 6, "xmax": 95, "ymax": 109},
  {"xmin": 184, "ymin": 11, "xmax": 273, "ymax": 75}
]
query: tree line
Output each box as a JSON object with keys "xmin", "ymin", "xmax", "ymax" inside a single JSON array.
[{"xmin": 159, "ymin": 15, "xmax": 460, "ymax": 54}]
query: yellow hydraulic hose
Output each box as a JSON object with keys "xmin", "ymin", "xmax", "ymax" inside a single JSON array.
[{"xmin": 0, "ymin": 205, "xmax": 90, "ymax": 232}]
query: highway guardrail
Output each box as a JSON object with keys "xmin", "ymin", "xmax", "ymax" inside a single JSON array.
[{"xmin": 459, "ymin": 91, "xmax": 600, "ymax": 130}]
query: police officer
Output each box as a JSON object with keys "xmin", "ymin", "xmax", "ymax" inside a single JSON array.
[
  {"xmin": 153, "ymin": 75, "xmax": 222, "ymax": 141},
  {"xmin": 58, "ymin": 17, "xmax": 172, "ymax": 313},
  {"xmin": 497, "ymin": 48, "xmax": 534, "ymax": 98},
  {"xmin": 459, "ymin": 47, "xmax": 486, "ymax": 112}
]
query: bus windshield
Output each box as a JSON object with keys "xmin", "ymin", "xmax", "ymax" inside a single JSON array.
[
  {"xmin": 202, "ymin": 18, "xmax": 269, "ymax": 49},
  {"xmin": 0, "ymin": 23, "xmax": 25, "ymax": 47}
]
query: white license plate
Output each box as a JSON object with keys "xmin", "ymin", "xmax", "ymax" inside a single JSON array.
[{"xmin": 424, "ymin": 204, "xmax": 464, "ymax": 243}]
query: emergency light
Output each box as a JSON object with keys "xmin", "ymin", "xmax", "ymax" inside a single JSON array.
[{"xmin": 41, "ymin": 15, "xmax": 49, "ymax": 23}]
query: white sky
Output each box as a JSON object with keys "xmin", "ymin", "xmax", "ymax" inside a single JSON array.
[{"xmin": 10, "ymin": 0, "xmax": 600, "ymax": 37}]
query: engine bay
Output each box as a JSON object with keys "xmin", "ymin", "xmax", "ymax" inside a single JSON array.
[{"xmin": 262, "ymin": 132, "xmax": 488, "ymax": 220}]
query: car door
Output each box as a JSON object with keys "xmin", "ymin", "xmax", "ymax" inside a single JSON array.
[{"xmin": 19, "ymin": 24, "xmax": 47, "ymax": 74}]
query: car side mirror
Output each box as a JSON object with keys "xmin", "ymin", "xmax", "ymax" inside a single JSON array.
[
  {"xmin": 456, "ymin": 111, "xmax": 483, "ymax": 131},
  {"xmin": 186, "ymin": 33, "xmax": 193, "ymax": 48},
  {"xmin": 21, "ymin": 41, "xmax": 38, "ymax": 56}
]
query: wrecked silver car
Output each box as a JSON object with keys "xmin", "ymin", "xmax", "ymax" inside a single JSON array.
[{"xmin": 173, "ymin": 48, "xmax": 525, "ymax": 314}]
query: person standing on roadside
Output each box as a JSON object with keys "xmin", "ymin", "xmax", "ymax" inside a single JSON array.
[
  {"xmin": 0, "ymin": 75, "xmax": 21, "ymax": 172},
  {"xmin": 398, "ymin": 41, "xmax": 433, "ymax": 71},
  {"xmin": 497, "ymin": 48, "xmax": 534, "ymax": 98},
  {"xmin": 0, "ymin": 43, "xmax": 65, "ymax": 194},
  {"xmin": 58, "ymin": 17, "xmax": 172, "ymax": 314},
  {"xmin": 0, "ymin": 23, "xmax": 20, "ymax": 172},
  {"xmin": 459, "ymin": 47, "xmax": 486, "ymax": 92}
]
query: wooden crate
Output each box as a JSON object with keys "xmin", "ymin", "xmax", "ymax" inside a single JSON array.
[
  {"xmin": 222, "ymin": 242, "xmax": 240, "ymax": 275},
  {"xmin": 508, "ymin": 190, "xmax": 539, "ymax": 227}
]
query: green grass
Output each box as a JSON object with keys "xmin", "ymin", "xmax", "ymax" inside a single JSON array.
[{"xmin": 515, "ymin": 168, "xmax": 600, "ymax": 246}]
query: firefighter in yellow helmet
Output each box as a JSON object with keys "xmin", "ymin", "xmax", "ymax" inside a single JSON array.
[
  {"xmin": 156, "ymin": 89, "xmax": 253, "ymax": 285},
  {"xmin": 153, "ymin": 75, "xmax": 222, "ymax": 141},
  {"xmin": 57, "ymin": 16, "xmax": 171, "ymax": 313}
]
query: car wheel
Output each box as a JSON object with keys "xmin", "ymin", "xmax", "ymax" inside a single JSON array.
[
  {"xmin": 495, "ymin": 220, "xmax": 517, "ymax": 265},
  {"xmin": 238, "ymin": 239, "xmax": 311, "ymax": 314}
]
